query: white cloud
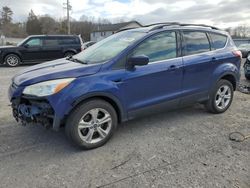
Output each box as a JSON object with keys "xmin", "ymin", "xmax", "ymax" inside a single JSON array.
[{"xmin": 0, "ymin": 0, "xmax": 249, "ymax": 27}]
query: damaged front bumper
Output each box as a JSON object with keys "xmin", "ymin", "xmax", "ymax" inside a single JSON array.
[
  {"xmin": 11, "ymin": 96, "xmax": 55, "ymax": 129},
  {"xmin": 9, "ymin": 83, "xmax": 61, "ymax": 130}
]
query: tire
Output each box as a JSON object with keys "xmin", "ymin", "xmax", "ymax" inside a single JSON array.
[
  {"xmin": 205, "ymin": 79, "xmax": 234, "ymax": 114},
  {"xmin": 245, "ymin": 74, "xmax": 250, "ymax": 80},
  {"xmin": 65, "ymin": 99, "xmax": 118, "ymax": 149},
  {"xmin": 5, "ymin": 54, "xmax": 21, "ymax": 67},
  {"xmin": 247, "ymin": 52, "xmax": 250, "ymax": 59},
  {"xmin": 64, "ymin": 51, "xmax": 75, "ymax": 57}
]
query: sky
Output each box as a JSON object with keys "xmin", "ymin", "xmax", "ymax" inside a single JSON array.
[{"xmin": 1, "ymin": 0, "xmax": 250, "ymax": 28}]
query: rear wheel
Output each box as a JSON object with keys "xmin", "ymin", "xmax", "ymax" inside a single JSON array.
[
  {"xmin": 65, "ymin": 99, "xmax": 117, "ymax": 149},
  {"xmin": 64, "ymin": 51, "xmax": 75, "ymax": 58},
  {"xmin": 205, "ymin": 79, "xmax": 234, "ymax": 114},
  {"xmin": 5, "ymin": 54, "xmax": 21, "ymax": 67}
]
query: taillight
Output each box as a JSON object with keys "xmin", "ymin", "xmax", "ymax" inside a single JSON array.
[{"xmin": 232, "ymin": 50, "xmax": 242, "ymax": 59}]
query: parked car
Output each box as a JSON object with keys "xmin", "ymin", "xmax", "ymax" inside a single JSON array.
[
  {"xmin": 0, "ymin": 35, "xmax": 83, "ymax": 67},
  {"xmin": 233, "ymin": 39, "xmax": 250, "ymax": 47},
  {"xmin": 244, "ymin": 54, "xmax": 250, "ymax": 80},
  {"xmin": 238, "ymin": 43, "xmax": 250, "ymax": 58},
  {"xmin": 82, "ymin": 41, "xmax": 96, "ymax": 50},
  {"xmin": 9, "ymin": 23, "xmax": 241, "ymax": 149}
]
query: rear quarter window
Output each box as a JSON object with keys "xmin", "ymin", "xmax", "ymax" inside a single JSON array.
[
  {"xmin": 210, "ymin": 33, "xmax": 227, "ymax": 50},
  {"xmin": 59, "ymin": 37, "xmax": 79, "ymax": 45}
]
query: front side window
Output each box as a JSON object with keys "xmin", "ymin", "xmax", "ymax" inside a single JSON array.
[
  {"xmin": 26, "ymin": 38, "xmax": 42, "ymax": 47},
  {"xmin": 131, "ymin": 31, "xmax": 177, "ymax": 63},
  {"xmin": 210, "ymin": 33, "xmax": 227, "ymax": 50},
  {"xmin": 183, "ymin": 31, "xmax": 210, "ymax": 55}
]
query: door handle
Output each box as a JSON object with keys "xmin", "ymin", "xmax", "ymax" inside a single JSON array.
[
  {"xmin": 212, "ymin": 57, "xmax": 217, "ymax": 61},
  {"xmin": 112, "ymin": 79, "xmax": 123, "ymax": 84},
  {"xmin": 168, "ymin": 65, "xmax": 177, "ymax": 71}
]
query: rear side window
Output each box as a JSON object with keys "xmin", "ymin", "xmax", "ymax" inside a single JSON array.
[
  {"xmin": 210, "ymin": 33, "xmax": 227, "ymax": 50},
  {"xmin": 59, "ymin": 37, "xmax": 79, "ymax": 45},
  {"xmin": 43, "ymin": 38, "xmax": 59, "ymax": 46},
  {"xmin": 132, "ymin": 31, "xmax": 177, "ymax": 63},
  {"xmin": 183, "ymin": 31, "xmax": 210, "ymax": 55}
]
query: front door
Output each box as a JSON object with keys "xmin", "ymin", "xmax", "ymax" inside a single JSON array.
[
  {"xmin": 20, "ymin": 37, "xmax": 43, "ymax": 62},
  {"xmin": 119, "ymin": 31, "xmax": 184, "ymax": 118}
]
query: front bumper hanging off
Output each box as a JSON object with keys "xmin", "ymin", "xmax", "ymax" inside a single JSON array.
[{"xmin": 11, "ymin": 97, "xmax": 55, "ymax": 129}]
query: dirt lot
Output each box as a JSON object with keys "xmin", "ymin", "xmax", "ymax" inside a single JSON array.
[{"xmin": 0, "ymin": 63, "xmax": 249, "ymax": 188}]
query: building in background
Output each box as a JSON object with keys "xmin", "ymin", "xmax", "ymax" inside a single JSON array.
[{"xmin": 90, "ymin": 21, "xmax": 142, "ymax": 42}]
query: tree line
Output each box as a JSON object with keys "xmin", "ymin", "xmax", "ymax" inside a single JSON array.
[
  {"xmin": 0, "ymin": 6, "xmax": 113, "ymax": 41},
  {"xmin": 0, "ymin": 6, "xmax": 249, "ymax": 41}
]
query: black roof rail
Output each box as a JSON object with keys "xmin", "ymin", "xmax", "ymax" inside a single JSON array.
[
  {"xmin": 116, "ymin": 27, "xmax": 139, "ymax": 33},
  {"xmin": 145, "ymin": 22, "xmax": 220, "ymax": 31},
  {"xmin": 178, "ymin": 23, "xmax": 220, "ymax": 30},
  {"xmin": 116, "ymin": 22, "xmax": 220, "ymax": 33},
  {"xmin": 146, "ymin": 22, "xmax": 180, "ymax": 31},
  {"xmin": 144, "ymin": 22, "xmax": 180, "ymax": 27}
]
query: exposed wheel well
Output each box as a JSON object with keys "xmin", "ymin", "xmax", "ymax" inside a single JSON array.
[
  {"xmin": 64, "ymin": 51, "xmax": 76, "ymax": 56},
  {"xmin": 221, "ymin": 74, "xmax": 236, "ymax": 90},
  {"xmin": 70, "ymin": 96, "xmax": 122, "ymax": 123}
]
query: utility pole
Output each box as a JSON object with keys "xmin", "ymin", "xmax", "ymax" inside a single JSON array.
[{"xmin": 63, "ymin": 0, "xmax": 71, "ymax": 34}]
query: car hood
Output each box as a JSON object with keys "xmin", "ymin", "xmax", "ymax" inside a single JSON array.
[
  {"xmin": 13, "ymin": 58, "xmax": 102, "ymax": 86},
  {"xmin": 0, "ymin": 45, "xmax": 17, "ymax": 49}
]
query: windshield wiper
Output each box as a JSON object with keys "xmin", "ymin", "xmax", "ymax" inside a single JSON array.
[{"xmin": 66, "ymin": 56, "xmax": 87, "ymax": 64}]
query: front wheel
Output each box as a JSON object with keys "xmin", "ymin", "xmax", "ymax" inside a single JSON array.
[
  {"xmin": 205, "ymin": 79, "xmax": 234, "ymax": 114},
  {"xmin": 65, "ymin": 99, "xmax": 117, "ymax": 149},
  {"xmin": 5, "ymin": 54, "xmax": 21, "ymax": 67}
]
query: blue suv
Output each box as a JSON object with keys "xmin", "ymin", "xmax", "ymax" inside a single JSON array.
[{"xmin": 9, "ymin": 23, "xmax": 241, "ymax": 149}]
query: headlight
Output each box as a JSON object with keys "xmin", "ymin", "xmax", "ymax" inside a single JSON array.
[{"xmin": 23, "ymin": 78, "xmax": 75, "ymax": 97}]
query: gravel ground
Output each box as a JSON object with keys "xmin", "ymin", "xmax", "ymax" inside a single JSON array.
[{"xmin": 0, "ymin": 62, "xmax": 249, "ymax": 188}]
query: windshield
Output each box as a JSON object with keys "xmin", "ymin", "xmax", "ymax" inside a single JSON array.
[
  {"xmin": 74, "ymin": 31, "xmax": 146, "ymax": 64},
  {"xmin": 17, "ymin": 37, "xmax": 29, "ymax": 46}
]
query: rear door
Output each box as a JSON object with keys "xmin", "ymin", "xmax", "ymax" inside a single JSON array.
[
  {"xmin": 41, "ymin": 37, "xmax": 62, "ymax": 60},
  {"xmin": 181, "ymin": 30, "xmax": 213, "ymax": 105}
]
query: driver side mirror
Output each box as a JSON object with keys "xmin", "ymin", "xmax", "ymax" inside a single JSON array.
[
  {"xmin": 127, "ymin": 55, "xmax": 149, "ymax": 69},
  {"xmin": 23, "ymin": 44, "xmax": 29, "ymax": 48}
]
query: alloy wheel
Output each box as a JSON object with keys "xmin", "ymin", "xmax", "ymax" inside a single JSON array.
[
  {"xmin": 77, "ymin": 108, "xmax": 112, "ymax": 144},
  {"xmin": 6, "ymin": 55, "xmax": 19, "ymax": 66},
  {"xmin": 215, "ymin": 85, "xmax": 232, "ymax": 110}
]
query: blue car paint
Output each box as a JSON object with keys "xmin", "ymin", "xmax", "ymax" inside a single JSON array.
[
  {"xmin": 9, "ymin": 27, "xmax": 241, "ymax": 130},
  {"xmin": 12, "ymin": 58, "xmax": 102, "ymax": 86}
]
